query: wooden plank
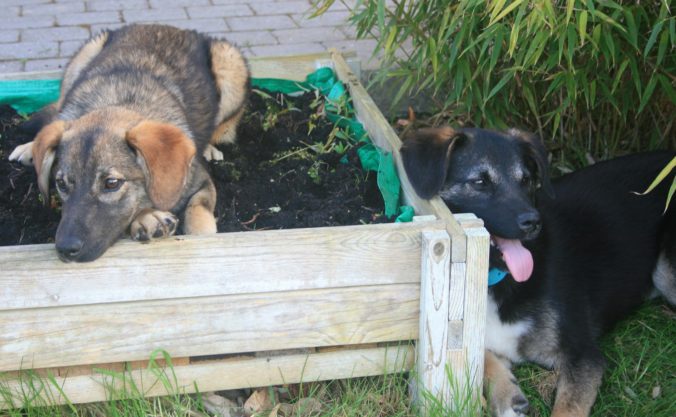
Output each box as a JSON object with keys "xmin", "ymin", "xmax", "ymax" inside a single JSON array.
[
  {"xmin": 1, "ymin": 346, "xmax": 414, "ymax": 408},
  {"xmin": 417, "ymin": 231, "xmax": 451, "ymax": 403},
  {"xmin": 0, "ymin": 220, "xmax": 443, "ymax": 311},
  {"xmin": 459, "ymin": 225, "xmax": 489, "ymax": 396},
  {"xmin": 329, "ymin": 50, "xmax": 467, "ymax": 262},
  {"xmin": 0, "ymin": 284, "xmax": 419, "ymax": 372}
]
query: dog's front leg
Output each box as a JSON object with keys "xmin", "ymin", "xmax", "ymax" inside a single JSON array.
[
  {"xmin": 183, "ymin": 180, "xmax": 217, "ymax": 235},
  {"xmin": 550, "ymin": 354, "xmax": 604, "ymax": 417},
  {"xmin": 130, "ymin": 209, "xmax": 179, "ymax": 241},
  {"xmin": 485, "ymin": 350, "xmax": 530, "ymax": 417}
]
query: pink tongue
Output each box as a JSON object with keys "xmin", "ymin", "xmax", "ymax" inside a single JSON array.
[{"xmin": 493, "ymin": 236, "xmax": 533, "ymax": 282}]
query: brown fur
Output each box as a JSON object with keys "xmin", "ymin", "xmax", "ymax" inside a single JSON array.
[{"xmin": 9, "ymin": 24, "xmax": 249, "ymax": 262}]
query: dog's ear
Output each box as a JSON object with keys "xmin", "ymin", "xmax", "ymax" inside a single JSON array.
[
  {"xmin": 126, "ymin": 120, "xmax": 196, "ymax": 211},
  {"xmin": 508, "ymin": 128, "xmax": 554, "ymax": 197},
  {"xmin": 400, "ymin": 126, "xmax": 465, "ymax": 199},
  {"xmin": 33, "ymin": 120, "xmax": 66, "ymax": 200}
]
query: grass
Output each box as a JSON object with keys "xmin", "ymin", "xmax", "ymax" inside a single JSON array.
[{"xmin": 514, "ymin": 299, "xmax": 675, "ymax": 417}]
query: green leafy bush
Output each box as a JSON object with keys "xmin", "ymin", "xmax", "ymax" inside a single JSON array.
[{"xmin": 314, "ymin": 0, "xmax": 675, "ymax": 168}]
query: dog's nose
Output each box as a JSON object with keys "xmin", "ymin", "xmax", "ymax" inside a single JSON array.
[
  {"xmin": 517, "ymin": 211, "xmax": 541, "ymax": 236},
  {"xmin": 56, "ymin": 237, "xmax": 84, "ymax": 261}
]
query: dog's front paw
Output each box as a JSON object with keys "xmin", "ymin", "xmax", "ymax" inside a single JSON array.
[
  {"xmin": 130, "ymin": 209, "xmax": 178, "ymax": 242},
  {"xmin": 492, "ymin": 392, "xmax": 529, "ymax": 417},
  {"xmin": 203, "ymin": 144, "xmax": 224, "ymax": 162},
  {"xmin": 9, "ymin": 141, "xmax": 34, "ymax": 166}
]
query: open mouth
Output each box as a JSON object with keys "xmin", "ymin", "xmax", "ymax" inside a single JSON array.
[{"xmin": 490, "ymin": 236, "xmax": 534, "ymax": 283}]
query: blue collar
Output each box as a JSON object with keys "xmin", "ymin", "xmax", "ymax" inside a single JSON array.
[{"xmin": 488, "ymin": 268, "xmax": 508, "ymax": 286}]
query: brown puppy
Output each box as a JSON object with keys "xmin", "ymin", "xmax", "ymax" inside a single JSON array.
[{"xmin": 9, "ymin": 24, "xmax": 249, "ymax": 262}]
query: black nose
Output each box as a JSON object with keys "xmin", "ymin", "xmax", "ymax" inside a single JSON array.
[
  {"xmin": 517, "ymin": 211, "xmax": 541, "ymax": 236},
  {"xmin": 56, "ymin": 236, "xmax": 84, "ymax": 261}
]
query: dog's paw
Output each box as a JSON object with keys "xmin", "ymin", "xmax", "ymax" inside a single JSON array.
[
  {"xmin": 203, "ymin": 144, "xmax": 224, "ymax": 162},
  {"xmin": 130, "ymin": 209, "xmax": 178, "ymax": 242},
  {"xmin": 8, "ymin": 141, "xmax": 34, "ymax": 166},
  {"xmin": 493, "ymin": 393, "xmax": 529, "ymax": 417}
]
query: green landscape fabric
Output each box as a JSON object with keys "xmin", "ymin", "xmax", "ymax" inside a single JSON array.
[
  {"xmin": 0, "ymin": 79, "xmax": 61, "ymax": 114},
  {"xmin": 0, "ymin": 67, "xmax": 412, "ymax": 222}
]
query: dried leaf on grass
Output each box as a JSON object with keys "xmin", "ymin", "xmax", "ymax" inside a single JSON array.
[
  {"xmin": 244, "ymin": 388, "xmax": 275, "ymax": 416},
  {"xmin": 203, "ymin": 393, "xmax": 243, "ymax": 417}
]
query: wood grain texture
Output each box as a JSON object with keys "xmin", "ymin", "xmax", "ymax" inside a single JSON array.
[
  {"xmin": 0, "ymin": 221, "xmax": 443, "ymax": 311},
  {"xmin": 0, "ymin": 284, "xmax": 419, "ymax": 372},
  {"xmin": 329, "ymin": 50, "xmax": 467, "ymax": 263},
  {"xmin": 1, "ymin": 346, "xmax": 414, "ymax": 408},
  {"xmin": 459, "ymin": 222, "xmax": 490, "ymax": 397},
  {"xmin": 417, "ymin": 231, "xmax": 451, "ymax": 402}
]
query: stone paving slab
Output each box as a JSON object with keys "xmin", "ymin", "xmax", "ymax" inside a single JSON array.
[{"xmin": 0, "ymin": 0, "xmax": 383, "ymax": 74}]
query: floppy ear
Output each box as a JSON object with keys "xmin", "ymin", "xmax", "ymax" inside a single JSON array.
[
  {"xmin": 33, "ymin": 120, "xmax": 66, "ymax": 200},
  {"xmin": 400, "ymin": 126, "xmax": 465, "ymax": 199},
  {"xmin": 126, "ymin": 120, "xmax": 196, "ymax": 211},
  {"xmin": 508, "ymin": 128, "xmax": 554, "ymax": 197}
]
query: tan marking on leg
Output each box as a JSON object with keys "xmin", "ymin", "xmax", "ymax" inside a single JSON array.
[
  {"xmin": 183, "ymin": 181, "xmax": 217, "ymax": 235},
  {"xmin": 210, "ymin": 106, "xmax": 245, "ymax": 145},
  {"xmin": 58, "ymin": 31, "xmax": 109, "ymax": 108},
  {"xmin": 484, "ymin": 350, "xmax": 529, "ymax": 417},
  {"xmin": 551, "ymin": 361, "xmax": 603, "ymax": 417},
  {"xmin": 209, "ymin": 40, "xmax": 249, "ymax": 126}
]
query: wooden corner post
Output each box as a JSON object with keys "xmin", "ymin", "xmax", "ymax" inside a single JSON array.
[{"xmin": 417, "ymin": 230, "xmax": 452, "ymax": 405}]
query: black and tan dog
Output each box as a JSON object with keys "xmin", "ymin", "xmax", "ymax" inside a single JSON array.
[
  {"xmin": 9, "ymin": 24, "xmax": 248, "ymax": 262},
  {"xmin": 401, "ymin": 127, "xmax": 676, "ymax": 417}
]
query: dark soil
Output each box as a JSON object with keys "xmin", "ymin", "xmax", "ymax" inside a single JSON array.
[{"xmin": 0, "ymin": 89, "xmax": 386, "ymax": 247}]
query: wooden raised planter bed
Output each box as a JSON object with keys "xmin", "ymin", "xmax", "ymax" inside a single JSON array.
[{"xmin": 0, "ymin": 51, "xmax": 488, "ymax": 409}]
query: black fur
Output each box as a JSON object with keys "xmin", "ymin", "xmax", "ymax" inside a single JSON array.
[{"xmin": 401, "ymin": 127, "xmax": 676, "ymax": 416}]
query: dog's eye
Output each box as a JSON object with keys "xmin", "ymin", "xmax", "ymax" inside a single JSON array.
[
  {"xmin": 55, "ymin": 178, "xmax": 68, "ymax": 192},
  {"xmin": 471, "ymin": 178, "xmax": 489, "ymax": 189},
  {"xmin": 103, "ymin": 178, "xmax": 124, "ymax": 191}
]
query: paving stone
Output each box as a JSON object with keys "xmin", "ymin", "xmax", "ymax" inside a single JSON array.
[
  {"xmin": 250, "ymin": 1, "xmax": 312, "ymax": 15},
  {"xmin": 210, "ymin": 30, "xmax": 277, "ymax": 48},
  {"xmin": 248, "ymin": 42, "xmax": 325, "ymax": 57},
  {"xmin": 21, "ymin": 1, "xmax": 85, "ymax": 16},
  {"xmin": 271, "ymin": 26, "xmax": 346, "ymax": 45},
  {"xmin": 57, "ymin": 11, "xmax": 121, "ymax": 26},
  {"xmin": 227, "ymin": 15, "xmax": 297, "ymax": 31},
  {"xmin": 0, "ymin": 60, "xmax": 24, "ymax": 73},
  {"xmin": 0, "ymin": 41, "xmax": 59, "ymax": 60},
  {"xmin": 122, "ymin": 7, "xmax": 187, "ymax": 23},
  {"xmin": 0, "ymin": 15, "xmax": 55, "ymax": 29},
  {"xmin": 86, "ymin": 0, "xmax": 149, "ymax": 12},
  {"xmin": 291, "ymin": 10, "xmax": 350, "ymax": 28},
  {"xmin": 3, "ymin": 0, "xmax": 51, "ymax": 6},
  {"xmin": 187, "ymin": 4, "xmax": 253, "ymax": 19},
  {"xmin": 25, "ymin": 57, "xmax": 69, "ymax": 72},
  {"xmin": 60, "ymin": 39, "xmax": 85, "ymax": 57},
  {"xmin": 22, "ymin": 26, "xmax": 90, "ymax": 42},
  {"xmin": 164, "ymin": 19, "xmax": 229, "ymax": 33},
  {"xmin": 0, "ymin": 31, "xmax": 20, "ymax": 44},
  {"xmin": 148, "ymin": 0, "xmax": 209, "ymax": 8}
]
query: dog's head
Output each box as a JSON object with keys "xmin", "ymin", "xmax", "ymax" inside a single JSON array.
[
  {"xmin": 32, "ymin": 109, "xmax": 196, "ymax": 262},
  {"xmin": 401, "ymin": 127, "xmax": 553, "ymax": 282}
]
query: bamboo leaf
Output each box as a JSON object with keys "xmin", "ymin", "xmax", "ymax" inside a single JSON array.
[
  {"xmin": 623, "ymin": 9, "xmax": 638, "ymax": 49},
  {"xmin": 565, "ymin": 0, "xmax": 575, "ymax": 25},
  {"xmin": 637, "ymin": 75, "xmax": 658, "ymax": 113},
  {"xmin": 635, "ymin": 157, "xmax": 676, "ymax": 196},
  {"xmin": 489, "ymin": 0, "xmax": 525, "ymax": 26},
  {"xmin": 485, "ymin": 71, "xmax": 513, "ymax": 102},
  {"xmin": 578, "ymin": 11, "xmax": 588, "ymax": 46},
  {"xmin": 644, "ymin": 20, "xmax": 664, "ymax": 57},
  {"xmin": 658, "ymin": 74, "xmax": 676, "ymax": 104},
  {"xmin": 656, "ymin": 29, "xmax": 669, "ymax": 66},
  {"xmin": 591, "ymin": 10, "xmax": 627, "ymax": 33}
]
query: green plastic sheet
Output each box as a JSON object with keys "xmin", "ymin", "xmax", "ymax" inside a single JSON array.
[
  {"xmin": 0, "ymin": 79, "xmax": 60, "ymax": 115},
  {"xmin": 253, "ymin": 68, "xmax": 412, "ymax": 220},
  {"xmin": 1, "ymin": 67, "xmax": 413, "ymax": 221}
]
